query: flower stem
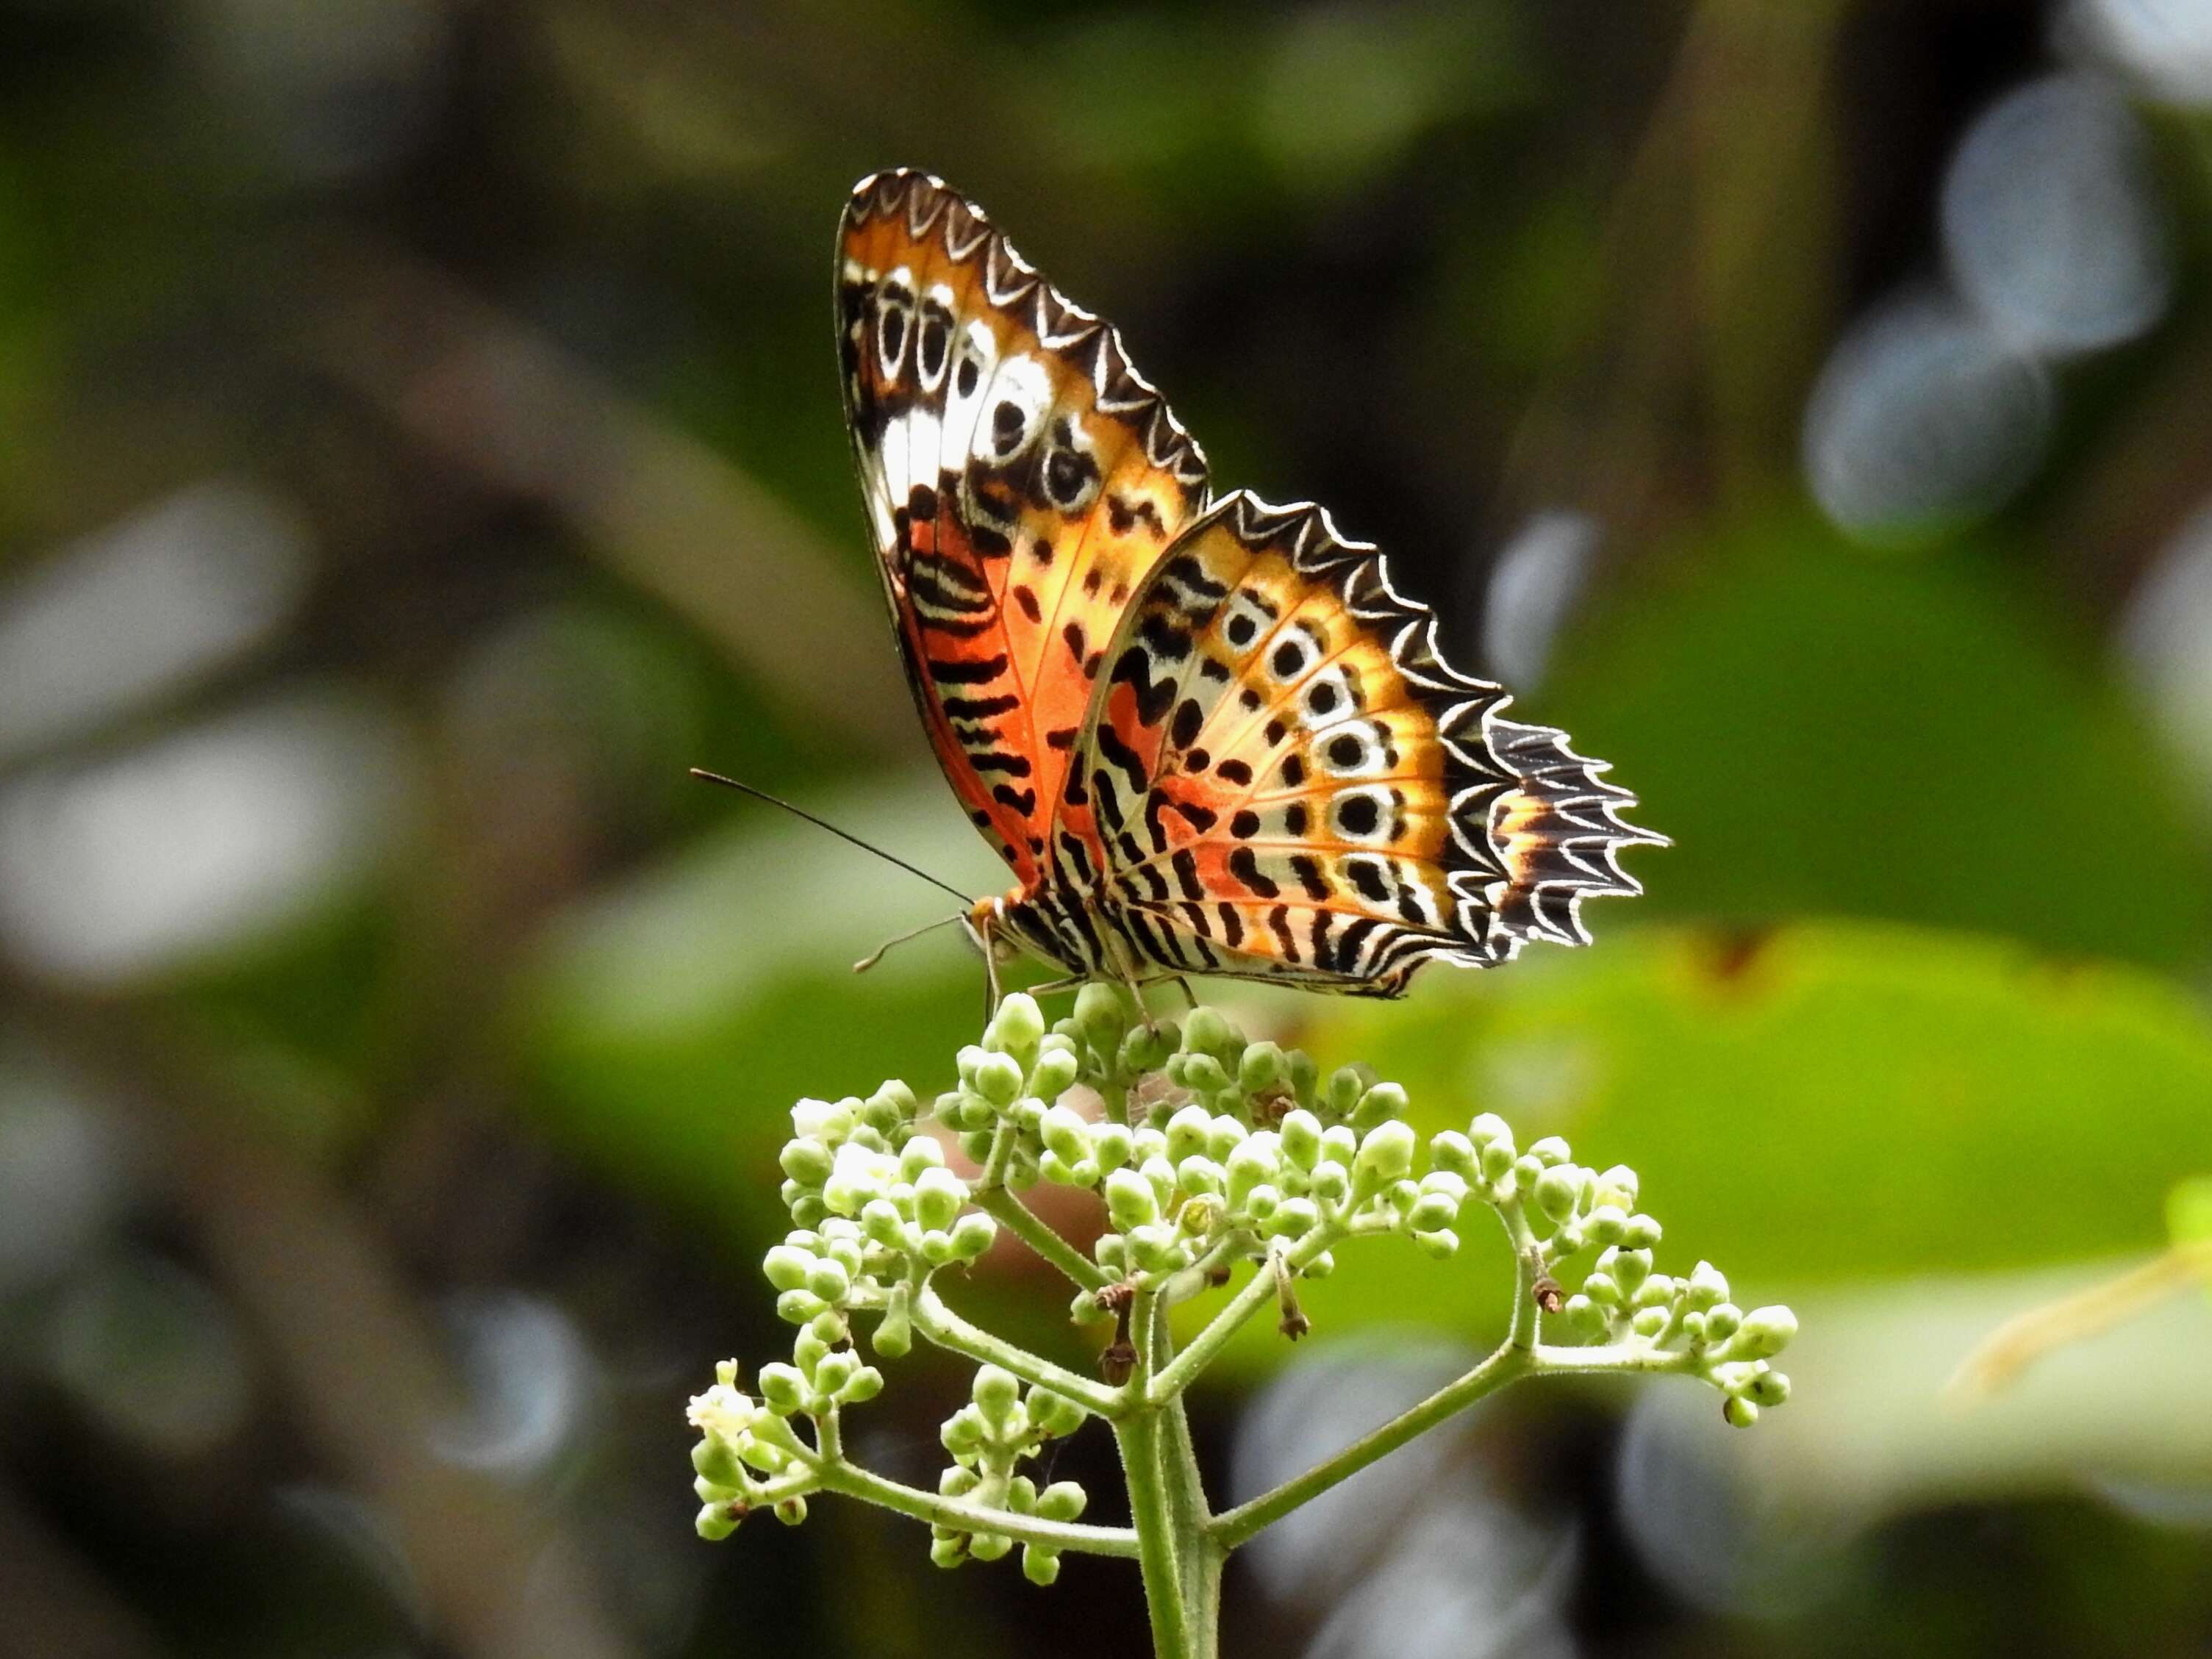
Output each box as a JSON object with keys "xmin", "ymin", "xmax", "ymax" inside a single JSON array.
[
  {"xmin": 813, "ymin": 1457, "xmax": 1141, "ymax": 1558},
  {"xmin": 910, "ymin": 1283, "xmax": 1127, "ymax": 1419},
  {"xmin": 1208, "ymin": 1337, "xmax": 1534, "ymax": 1550},
  {"xmin": 976, "ymin": 1184, "xmax": 1113, "ymax": 1290}
]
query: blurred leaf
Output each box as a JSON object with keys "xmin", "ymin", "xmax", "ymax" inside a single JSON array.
[
  {"xmin": 1541, "ymin": 509, "xmax": 2212, "ymax": 968},
  {"xmin": 2170, "ymin": 1175, "xmax": 2212, "ymax": 1247}
]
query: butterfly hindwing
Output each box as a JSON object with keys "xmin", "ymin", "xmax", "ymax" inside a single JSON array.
[
  {"xmin": 838, "ymin": 171, "xmax": 1209, "ymax": 884},
  {"xmin": 1076, "ymin": 493, "xmax": 1661, "ymax": 995}
]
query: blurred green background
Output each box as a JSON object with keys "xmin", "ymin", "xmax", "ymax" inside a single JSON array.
[{"xmin": 2, "ymin": 1, "xmax": 2210, "ymax": 1655}]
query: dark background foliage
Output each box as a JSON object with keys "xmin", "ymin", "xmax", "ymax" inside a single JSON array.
[{"xmin": 1, "ymin": 3, "xmax": 2209, "ymax": 1656}]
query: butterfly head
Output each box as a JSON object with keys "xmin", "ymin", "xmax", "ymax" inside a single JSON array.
[{"xmin": 962, "ymin": 890, "xmax": 1094, "ymax": 980}]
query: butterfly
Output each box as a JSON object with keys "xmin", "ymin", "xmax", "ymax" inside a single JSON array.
[{"xmin": 837, "ymin": 169, "xmax": 1661, "ymax": 1000}]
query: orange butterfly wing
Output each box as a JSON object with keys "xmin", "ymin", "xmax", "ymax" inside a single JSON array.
[
  {"xmin": 1075, "ymin": 494, "xmax": 1662, "ymax": 995},
  {"xmin": 838, "ymin": 171, "xmax": 1209, "ymax": 886}
]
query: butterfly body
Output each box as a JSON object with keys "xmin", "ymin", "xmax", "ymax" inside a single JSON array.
[{"xmin": 840, "ymin": 170, "xmax": 1659, "ymax": 999}]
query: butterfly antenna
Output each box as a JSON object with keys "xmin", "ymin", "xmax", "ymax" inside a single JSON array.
[
  {"xmin": 853, "ymin": 913, "xmax": 964, "ymax": 975},
  {"xmin": 687, "ymin": 770, "xmax": 974, "ymax": 906}
]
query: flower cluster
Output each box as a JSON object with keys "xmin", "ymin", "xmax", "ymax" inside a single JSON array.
[
  {"xmin": 1454, "ymin": 1114, "xmax": 1798, "ymax": 1422},
  {"xmin": 686, "ymin": 988, "xmax": 1799, "ymax": 1562},
  {"xmin": 934, "ymin": 1364, "xmax": 1091, "ymax": 1583}
]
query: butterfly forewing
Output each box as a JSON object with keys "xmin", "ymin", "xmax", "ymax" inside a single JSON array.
[
  {"xmin": 1075, "ymin": 493, "xmax": 1662, "ymax": 994},
  {"xmin": 838, "ymin": 171, "xmax": 1209, "ymax": 884}
]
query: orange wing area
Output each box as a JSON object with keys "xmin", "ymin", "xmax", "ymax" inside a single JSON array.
[
  {"xmin": 1073, "ymin": 494, "xmax": 1663, "ymax": 995},
  {"xmin": 837, "ymin": 171, "xmax": 1209, "ymax": 887}
]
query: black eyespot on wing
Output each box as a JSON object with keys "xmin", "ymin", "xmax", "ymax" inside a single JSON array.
[
  {"xmin": 1336, "ymin": 795, "xmax": 1380, "ymax": 836},
  {"xmin": 1217, "ymin": 759, "xmax": 1252, "ymax": 786}
]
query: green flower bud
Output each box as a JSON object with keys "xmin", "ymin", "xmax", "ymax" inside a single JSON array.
[
  {"xmin": 1120, "ymin": 1022, "xmax": 1176, "ymax": 1075},
  {"xmin": 1733, "ymin": 1305, "xmax": 1797, "ymax": 1358},
  {"xmin": 1685, "ymin": 1261, "xmax": 1730, "ymax": 1311},
  {"xmin": 1281, "ymin": 1110, "xmax": 1324, "ymax": 1170},
  {"xmin": 1743, "ymin": 1367, "xmax": 1790, "ymax": 1408},
  {"xmin": 1551, "ymin": 1220, "xmax": 1587, "ymax": 1257},
  {"xmin": 1511, "ymin": 1154, "xmax": 1545, "ymax": 1194},
  {"xmin": 1609, "ymin": 1248, "xmax": 1652, "ymax": 1300},
  {"xmin": 1353, "ymin": 1120, "xmax": 1417, "ymax": 1196},
  {"xmin": 1164, "ymin": 1104, "xmax": 1213, "ymax": 1164},
  {"xmin": 865, "ymin": 1078, "xmax": 917, "ymax": 1127},
  {"xmin": 1239, "ymin": 1042, "xmax": 1286, "ymax": 1095},
  {"xmin": 1031, "ymin": 1389, "xmax": 1089, "ymax": 1438},
  {"xmin": 1302, "ymin": 1249, "xmax": 1336, "ymax": 1278},
  {"xmin": 776, "ymin": 1289, "xmax": 827, "ymax": 1325},
  {"xmin": 1182, "ymin": 1004, "xmax": 1242, "ymax": 1061},
  {"xmin": 1037, "ymin": 1479, "xmax": 1087, "ymax": 1521},
  {"xmin": 1413, "ymin": 1228, "xmax": 1459, "ymax": 1260},
  {"xmin": 695, "ymin": 1501, "xmax": 741, "ymax": 1541},
  {"xmin": 941, "ymin": 1405, "xmax": 984, "ymax": 1456},
  {"xmin": 805, "ymin": 1258, "xmax": 852, "ymax": 1304},
  {"xmin": 779, "ymin": 1139, "xmax": 835, "ymax": 1186},
  {"xmin": 1225, "ymin": 1136, "xmax": 1279, "ymax": 1204},
  {"xmin": 838, "ymin": 1363, "xmax": 884, "ymax": 1405},
  {"xmin": 971, "ymin": 1052, "xmax": 1026, "ymax": 1108},
  {"xmin": 970, "ymin": 1531, "xmax": 1013, "ymax": 1563},
  {"xmin": 929, "ymin": 1534, "xmax": 968, "ymax": 1569},
  {"xmin": 1533, "ymin": 1164, "xmax": 1586, "ymax": 1225},
  {"xmin": 1722, "ymin": 1396, "xmax": 1759, "ymax": 1428},
  {"xmin": 1528, "ymin": 1135, "xmax": 1572, "ymax": 1167},
  {"xmin": 1309, "ymin": 1162, "xmax": 1350, "ymax": 1207},
  {"xmin": 1583, "ymin": 1270, "xmax": 1620, "ymax": 1308},
  {"xmin": 1286, "ymin": 1048, "xmax": 1321, "ymax": 1107},
  {"xmin": 1177, "ymin": 1155, "xmax": 1226, "ymax": 1200},
  {"xmin": 1631, "ymin": 1305, "xmax": 1668, "ymax": 1338},
  {"xmin": 1031, "ymin": 1045, "xmax": 1081, "ymax": 1101},
  {"xmin": 1320, "ymin": 1125, "xmax": 1358, "ymax": 1165},
  {"xmin": 692, "ymin": 1436, "xmax": 745, "ymax": 1488},
  {"xmin": 951, "ymin": 1211, "xmax": 998, "ymax": 1260},
  {"xmin": 1351, "ymin": 1081, "xmax": 1409, "ymax": 1130},
  {"xmin": 958, "ymin": 1129, "xmax": 993, "ymax": 1165},
  {"xmin": 988, "ymin": 992, "xmax": 1045, "ymax": 1056},
  {"xmin": 1070, "ymin": 1124, "xmax": 1120, "ymax": 1175},
  {"xmin": 762, "ymin": 1244, "xmax": 815, "ymax": 1292},
  {"xmin": 792, "ymin": 1096, "xmax": 858, "ymax": 1141},
  {"xmin": 1468, "ymin": 1113, "xmax": 1513, "ymax": 1154},
  {"xmin": 1105, "ymin": 1169, "xmax": 1159, "ymax": 1231},
  {"xmin": 1074, "ymin": 981, "xmax": 1134, "ymax": 1048},
  {"xmin": 813, "ymin": 1352, "xmax": 857, "ymax": 1397},
  {"xmin": 1244, "ymin": 1183, "xmax": 1281, "ymax": 1221},
  {"xmin": 1093, "ymin": 1233, "xmax": 1128, "ymax": 1272},
  {"xmin": 873, "ymin": 1296, "xmax": 912, "ymax": 1358},
  {"xmin": 1022, "ymin": 1545, "xmax": 1062, "ymax": 1585},
  {"xmin": 1593, "ymin": 1164, "xmax": 1639, "ymax": 1211},
  {"xmin": 1622, "ymin": 1212, "xmax": 1663, "ymax": 1250},
  {"xmin": 1587, "ymin": 1204, "xmax": 1628, "ymax": 1247},
  {"xmin": 1407, "ymin": 1192, "xmax": 1459, "ymax": 1233},
  {"xmin": 1127, "ymin": 1223, "xmax": 1189, "ymax": 1273},
  {"xmin": 1632, "ymin": 1275, "xmax": 1674, "ymax": 1311},
  {"xmin": 1181, "ymin": 1053, "xmax": 1232, "ymax": 1098},
  {"xmin": 757, "ymin": 1363, "xmax": 807, "ymax": 1415},
  {"xmin": 1325, "ymin": 1064, "xmax": 1374, "ymax": 1118},
  {"xmin": 1270, "ymin": 1197, "xmax": 1320, "ymax": 1239},
  {"xmin": 898, "ymin": 1136, "xmax": 947, "ymax": 1178},
  {"xmin": 1704, "ymin": 1303, "xmax": 1742, "ymax": 1343},
  {"xmin": 862, "ymin": 1200, "xmax": 907, "ymax": 1252},
  {"xmin": 914, "ymin": 1167, "xmax": 967, "ymax": 1233},
  {"xmin": 972, "ymin": 1364, "xmax": 1022, "ymax": 1423},
  {"xmin": 1562, "ymin": 1294, "xmax": 1605, "ymax": 1337},
  {"xmin": 1478, "ymin": 1136, "xmax": 1517, "ymax": 1183},
  {"xmin": 1429, "ymin": 1131, "xmax": 1477, "ymax": 1180}
]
